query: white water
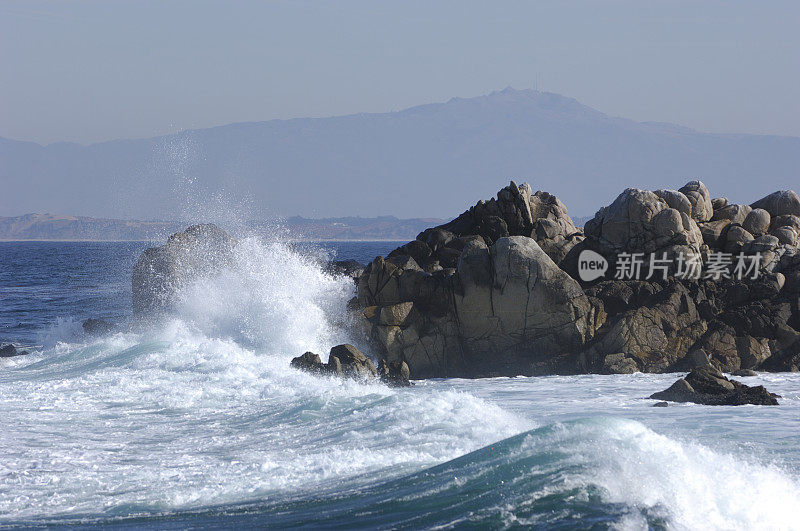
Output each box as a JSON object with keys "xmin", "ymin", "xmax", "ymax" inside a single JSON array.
[{"xmin": 1, "ymin": 236, "xmax": 799, "ymax": 528}]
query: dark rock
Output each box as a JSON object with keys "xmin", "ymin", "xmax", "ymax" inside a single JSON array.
[
  {"xmin": 732, "ymin": 369, "xmax": 758, "ymax": 377},
  {"xmin": 713, "ymin": 204, "xmax": 751, "ymax": 224},
  {"xmin": 419, "ymin": 228, "xmax": 455, "ymax": 252},
  {"xmin": 711, "ymin": 197, "xmax": 728, "ymax": 211},
  {"xmin": 724, "ymin": 225, "xmax": 754, "ymax": 253},
  {"xmin": 751, "ymin": 190, "xmax": 800, "ymax": 219},
  {"xmin": 388, "ymin": 240, "xmax": 433, "ymax": 268},
  {"xmin": 82, "ymin": 318, "xmax": 115, "ymax": 336},
  {"xmin": 290, "ymin": 351, "xmax": 326, "ymax": 373},
  {"xmin": 652, "ymin": 401, "xmax": 669, "ymax": 407},
  {"xmin": 325, "ymin": 260, "xmax": 364, "ymax": 281},
  {"xmin": 0, "ymin": 344, "xmax": 28, "ymax": 357},
  {"xmin": 329, "ymin": 344, "xmax": 378, "ymax": 379},
  {"xmin": 742, "ymin": 208, "xmax": 771, "ymax": 236},
  {"xmin": 378, "ymin": 359, "xmax": 411, "ymax": 387},
  {"xmin": 699, "ymin": 219, "xmax": 730, "ymax": 248},
  {"xmin": 773, "ymin": 214, "xmax": 800, "ymax": 232},
  {"xmin": 327, "ymin": 355, "xmax": 343, "ymax": 377},
  {"xmin": 772, "ymin": 226, "xmax": 798, "ymax": 246},
  {"xmin": 349, "ymin": 181, "xmax": 800, "ymax": 379},
  {"xmin": 649, "ymin": 366, "xmax": 779, "ymax": 405},
  {"xmin": 291, "ymin": 345, "xmax": 379, "ymax": 381},
  {"xmin": 580, "ymin": 281, "xmax": 706, "ymax": 373}
]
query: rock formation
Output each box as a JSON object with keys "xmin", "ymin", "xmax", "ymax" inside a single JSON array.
[
  {"xmin": 649, "ymin": 366, "xmax": 780, "ymax": 405},
  {"xmin": 290, "ymin": 344, "xmax": 389, "ymax": 382},
  {"xmin": 131, "ymin": 181, "xmax": 800, "ymax": 384},
  {"xmin": 355, "ymin": 181, "xmax": 800, "ymax": 379},
  {"xmin": 132, "ymin": 224, "xmax": 236, "ymax": 319}
]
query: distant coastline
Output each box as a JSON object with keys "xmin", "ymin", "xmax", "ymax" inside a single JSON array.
[{"xmin": 0, "ymin": 213, "xmax": 443, "ymax": 242}]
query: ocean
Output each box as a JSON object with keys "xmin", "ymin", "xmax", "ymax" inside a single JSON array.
[{"xmin": 1, "ymin": 238, "xmax": 799, "ymax": 529}]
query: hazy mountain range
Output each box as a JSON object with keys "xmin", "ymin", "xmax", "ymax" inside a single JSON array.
[
  {"xmin": 0, "ymin": 213, "xmax": 440, "ymax": 241},
  {"xmin": 2, "ymin": 88, "xmax": 799, "ymax": 222}
]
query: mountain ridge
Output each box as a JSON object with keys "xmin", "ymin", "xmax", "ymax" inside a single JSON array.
[{"xmin": 3, "ymin": 88, "xmax": 799, "ymax": 221}]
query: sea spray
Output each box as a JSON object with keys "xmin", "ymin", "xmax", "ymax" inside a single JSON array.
[{"xmin": 0, "ymin": 236, "xmax": 529, "ymax": 521}]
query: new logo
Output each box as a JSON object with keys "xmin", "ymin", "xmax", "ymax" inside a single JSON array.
[{"xmin": 578, "ymin": 249, "xmax": 608, "ymax": 282}]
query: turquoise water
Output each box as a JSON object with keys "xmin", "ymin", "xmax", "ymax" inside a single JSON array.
[{"xmin": 1, "ymin": 238, "xmax": 799, "ymax": 529}]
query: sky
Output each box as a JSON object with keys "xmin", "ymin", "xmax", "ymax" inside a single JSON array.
[{"xmin": 1, "ymin": 0, "xmax": 799, "ymax": 145}]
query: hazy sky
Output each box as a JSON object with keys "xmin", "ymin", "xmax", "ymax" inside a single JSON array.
[{"xmin": 2, "ymin": 0, "xmax": 799, "ymax": 145}]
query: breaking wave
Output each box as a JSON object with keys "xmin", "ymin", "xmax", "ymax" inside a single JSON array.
[{"xmin": 1, "ymin": 236, "xmax": 798, "ymax": 529}]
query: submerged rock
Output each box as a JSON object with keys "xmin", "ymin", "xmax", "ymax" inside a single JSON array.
[
  {"xmin": 0, "ymin": 344, "xmax": 28, "ymax": 358},
  {"xmin": 290, "ymin": 351, "xmax": 326, "ymax": 373},
  {"xmin": 82, "ymin": 318, "xmax": 115, "ymax": 336},
  {"xmin": 378, "ymin": 359, "xmax": 411, "ymax": 387},
  {"xmin": 649, "ymin": 366, "xmax": 779, "ymax": 405},
  {"xmin": 328, "ymin": 344, "xmax": 378, "ymax": 379},
  {"xmin": 290, "ymin": 344, "xmax": 378, "ymax": 381}
]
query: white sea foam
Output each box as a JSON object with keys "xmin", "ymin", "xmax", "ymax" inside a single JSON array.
[
  {"xmin": 1, "ymin": 236, "xmax": 799, "ymax": 528},
  {"xmin": 0, "ymin": 236, "xmax": 528, "ymax": 521}
]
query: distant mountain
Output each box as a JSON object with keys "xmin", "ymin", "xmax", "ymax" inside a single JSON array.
[
  {"xmin": 0, "ymin": 213, "xmax": 441, "ymax": 241},
  {"xmin": 2, "ymin": 88, "xmax": 799, "ymax": 220},
  {"xmin": 0, "ymin": 214, "xmax": 183, "ymax": 241},
  {"xmin": 278, "ymin": 216, "xmax": 442, "ymax": 241}
]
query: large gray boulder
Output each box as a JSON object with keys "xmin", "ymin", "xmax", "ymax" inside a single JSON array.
[
  {"xmin": 751, "ymin": 190, "xmax": 800, "ymax": 219},
  {"xmin": 360, "ymin": 236, "xmax": 597, "ymax": 378},
  {"xmin": 584, "ymin": 187, "xmax": 703, "ymax": 256},
  {"xmin": 679, "ymin": 180, "xmax": 713, "ymax": 222},
  {"xmin": 132, "ymin": 224, "xmax": 236, "ymax": 318},
  {"xmin": 452, "ymin": 237, "xmax": 594, "ymax": 368},
  {"xmin": 712, "ymin": 203, "xmax": 752, "ymax": 225},
  {"xmin": 577, "ymin": 185, "xmax": 704, "ymax": 281},
  {"xmin": 654, "ymin": 189, "xmax": 692, "ymax": 218},
  {"xmin": 742, "ymin": 208, "xmax": 771, "ymax": 236}
]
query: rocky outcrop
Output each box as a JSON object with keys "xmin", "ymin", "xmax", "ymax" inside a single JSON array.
[
  {"xmin": 576, "ymin": 186, "xmax": 704, "ymax": 279},
  {"xmin": 353, "ymin": 180, "xmax": 800, "ymax": 379},
  {"xmin": 0, "ymin": 344, "xmax": 28, "ymax": 358},
  {"xmin": 325, "ymin": 260, "xmax": 365, "ymax": 282},
  {"xmin": 400, "ymin": 181, "xmax": 583, "ymax": 269},
  {"xmin": 359, "ymin": 235, "xmax": 598, "ymax": 378},
  {"xmin": 581, "ymin": 280, "xmax": 707, "ymax": 373},
  {"xmin": 649, "ymin": 366, "xmax": 780, "ymax": 405},
  {"xmin": 130, "ymin": 181, "xmax": 800, "ymax": 382},
  {"xmin": 291, "ymin": 344, "xmax": 378, "ymax": 380},
  {"xmin": 132, "ymin": 224, "xmax": 236, "ymax": 319}
]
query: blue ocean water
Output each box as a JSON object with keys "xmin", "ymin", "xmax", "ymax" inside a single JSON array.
[{"xmin": 1, "ymin": 238, "xmax": 799, "ymax": 529}]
